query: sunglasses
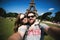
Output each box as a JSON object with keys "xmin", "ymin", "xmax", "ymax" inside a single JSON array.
[
  {"xmin": 27, "ymin": 15, "xmax": 35, "ymax": 18},
  {"xmin": 20, "ymin": 16, "xmax": 27, "ymax": 20}
]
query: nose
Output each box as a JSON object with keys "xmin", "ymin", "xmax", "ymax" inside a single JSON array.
[{"xmin": 29, "ymin": 17, "xmax": 32, "ymax": 19}]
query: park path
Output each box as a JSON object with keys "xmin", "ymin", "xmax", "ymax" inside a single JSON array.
[{"xmin": 42, "ymin": 21, "xmax": 60, "ymax": 26}]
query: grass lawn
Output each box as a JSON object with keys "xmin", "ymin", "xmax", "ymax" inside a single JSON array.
[
  {"xmin": 0, "ymin": 18, "xmax": 59, "ymax": 40},
  {"xmin": 43, "ymin": 22, "xmax": 60, "ymax": 40},
  {"xmin": 0, "ymin": 17, "xmax": 15, "ymax": 40}
]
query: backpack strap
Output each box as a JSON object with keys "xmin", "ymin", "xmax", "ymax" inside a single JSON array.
[
  {"xmin": 38, "ymin": 24, "xmax": 44, "ymax": 40},
  {"xmin": 23, "ymin": 25, "xmax": 30, "ymax": 40}
]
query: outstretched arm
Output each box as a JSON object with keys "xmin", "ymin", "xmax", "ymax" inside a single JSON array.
[
  {"xmin": 8, "ymin": 32, "xmax": 22, "ymax": 40},
  {"xmin": 40, "ymin": 23, "xmax": 60, "ymax": 40},
  {"xmin": 47, "ymin": 27, "xmax": 60, "ymax": 40}
]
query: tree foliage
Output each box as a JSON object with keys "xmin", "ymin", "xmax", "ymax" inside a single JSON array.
[
  {"xmin": 41, "ymin": 12, "xmax": 52, "ymax": 21},
  {"xmin": 6, "ymin": 12, "xmax": 18, "ymax": 17},
  {"xmin": 54, "ymin": 11, "xmax": 60, "ymax": 22},
  {"xmin": 0, "ymin": 8, "xmax": 6, "ymax": 17}
]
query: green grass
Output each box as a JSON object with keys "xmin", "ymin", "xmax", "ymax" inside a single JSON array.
[
  {"xmin": 42, "ymin": 22, "xmax": 60, "ymax": 40},
  {"xmin": 0, "ymin": 18, "xmax": 59, "ymax": 40},
  {"xmin": 44, "ymin": 35, "xmax": 54, "ymax": 40},
  {"xmin": 0, "ymin": 17, "xmax": 15, "ymax": 40}
]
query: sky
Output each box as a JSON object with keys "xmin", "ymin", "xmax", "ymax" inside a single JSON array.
[{"xmin": 0, "ymin": 0, "xmax": 60, "ymax": 16}]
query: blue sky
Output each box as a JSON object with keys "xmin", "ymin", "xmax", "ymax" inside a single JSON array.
[{"xmin": 0, "ymin": 0, "xmax": 60, "ymax": 16}]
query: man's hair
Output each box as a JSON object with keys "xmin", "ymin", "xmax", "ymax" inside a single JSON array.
[{"xmin": 26, "ymin": 11, "xmax": 38, "ymax": 17}]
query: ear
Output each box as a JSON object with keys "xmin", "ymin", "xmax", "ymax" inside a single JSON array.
[{"xmin": 34, "ymin": 17, "xmax": 36, "ymax": 19}]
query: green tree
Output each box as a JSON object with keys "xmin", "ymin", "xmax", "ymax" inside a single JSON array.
[
  {"xmin": 37, "ymin": 16, "xmax": 42, "ymax": 19},
  {"xmin": 13, "ymin": 13, "xmax": 18, "ymax": 17},
  {"xmin": 41, "ymin": 12, "xmax": 52, "ymax": 21},
  {"xmin": 6, "ymin": 12, "xmax": 18, "ymax": 17},
  {"xmin": 54, "ymin": 11, "xmax": 60, "ymax": 22},
  {"xmin": 0, "ymin": 8, "xmax": 6, "ymax": 17}
]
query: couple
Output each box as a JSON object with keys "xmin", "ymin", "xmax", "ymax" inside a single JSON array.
[
  {"xmin": 8, "ymin": 11, "xmax": 60, "ymax": 40},
  {"xmin": 8, "ymin": 11, "xmax": 49, "ymax": 40}
]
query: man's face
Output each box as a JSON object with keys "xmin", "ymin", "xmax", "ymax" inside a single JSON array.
[{"xmin": 27, "ymin": 13, "xmax": 36, "ymax": 24}]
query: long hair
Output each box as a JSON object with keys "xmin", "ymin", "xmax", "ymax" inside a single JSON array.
[{"xmin": 14, "ymin": 14, "xmax": 22, "ymax": 32}]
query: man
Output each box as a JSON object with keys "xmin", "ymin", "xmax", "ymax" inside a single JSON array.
[
  {"xmin": 24, "ymin": 11, "xmax": 46, "ymax": 40},
  {"xmin": 25, "ymin": 11, "xmax": 60, "ymax": 40}
]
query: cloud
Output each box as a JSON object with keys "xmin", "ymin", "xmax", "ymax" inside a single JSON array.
[{"xmin": 48, "ymin": 8, "xmax": 54, "ymax": 11}]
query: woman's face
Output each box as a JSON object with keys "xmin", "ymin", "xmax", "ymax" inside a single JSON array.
[
  {"xmin": 22, "ymin": 17, "xmax": 28, "ymax": 24},
  {"xmin": 20, "ymin": 14, "xmax": 28, "ymax": 24}
]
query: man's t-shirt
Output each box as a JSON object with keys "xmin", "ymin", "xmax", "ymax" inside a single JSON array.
[
  {"xmin": 18, "ymin": 24, "xmax": 42, "ymax": 40},
  {"xmin": 18, "ymin": 24, "xmax": 47, "ymax": 40},
  {"xmin": 25, "ymin": 24, "xmax": 41, "ymax": 40}
]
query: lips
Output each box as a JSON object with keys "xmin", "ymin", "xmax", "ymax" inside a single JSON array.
[{"xmin": 30, "ymin": 19, "xmax": 33, "ymax": 20}]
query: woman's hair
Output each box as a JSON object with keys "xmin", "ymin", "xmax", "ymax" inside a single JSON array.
[{"xmin": 14, "ymin": 13, "xmax": 24, "ymax": 32}]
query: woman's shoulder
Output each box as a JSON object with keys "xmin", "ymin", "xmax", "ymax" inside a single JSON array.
[{"xmin": 18, "ymin": 25, "xmax": 28, "ymax": 29}]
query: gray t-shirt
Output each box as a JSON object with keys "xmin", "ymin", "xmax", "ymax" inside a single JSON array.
[
  {"xmin": 18, "ymin": 24, "xmax": 41, "ymax": 40},
  {"xmin": 18, "ymin": 23, "xmax": 48, "ymax": 40},
  {"xmin": 25, "ymin": 24, "xmax": 41, "ymax": 40}
]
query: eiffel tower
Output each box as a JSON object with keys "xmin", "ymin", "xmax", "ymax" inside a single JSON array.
[{"xmin": 26, "ymin": 0, "xmax": 38, "ymax": 17}]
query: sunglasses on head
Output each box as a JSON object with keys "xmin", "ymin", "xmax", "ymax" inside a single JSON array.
[{"xmin": 27, "ymin": 15, "xmax": 35, "ymax": 18}]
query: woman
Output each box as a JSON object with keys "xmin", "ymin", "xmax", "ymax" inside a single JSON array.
[
  {"xmin": 8, "ymin": 13, "xmax": 28, "ymax": 40},
  {"xmin": 14, "ymin": 13, "xmax": 28, "ymax": 32}
]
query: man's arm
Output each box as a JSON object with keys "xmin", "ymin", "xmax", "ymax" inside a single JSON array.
[
  {"xmin": 40, "ymin": 23, "xmax": 60, "ymax": 40},
  {"xmin": 47, "ymin": 27, "xmax": 60, "ymax": 40}
]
